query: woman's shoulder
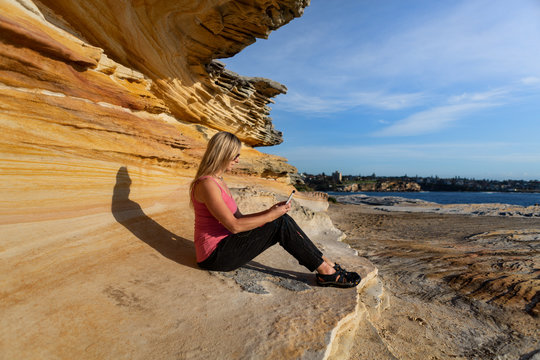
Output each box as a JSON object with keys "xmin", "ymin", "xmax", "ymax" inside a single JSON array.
[
  {"xmin": 193, "ymin": 176, "xmax": 222, "ymax": 203},
  {"xmin": 194, "ymin": 176, "xmax": 221, "ymax": 193},
  {"xmin": 196, "ymin": 176, "xmax": 217, "ymax": 186}
]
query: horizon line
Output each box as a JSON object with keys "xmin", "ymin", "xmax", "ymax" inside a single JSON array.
[{"xmin": 299, "ymin": 172, "xmax": 540, "ymax": 182}]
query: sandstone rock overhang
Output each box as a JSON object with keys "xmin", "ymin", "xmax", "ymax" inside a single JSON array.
[
  {"xmin": 0, "ymin": 1, "xmax": 382, "ymax": 358},
  {"xmin": 32, "ymin": 0, "xmax": 310, "ymax": 146},
  {"xmin": 0, "ymin": 0, "xmax": 305, "ymax": 187}
]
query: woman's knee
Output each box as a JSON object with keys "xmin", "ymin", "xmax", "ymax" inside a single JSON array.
[
  {"xmin": 282, "ymin": 213, "xmax": 301, "ymax": 229},
  {"xmin": 281, "ymin": 213, "xmax": 293, "ymax": 224},
  {"xmin": 271, "ymin": 214, "xmax": 290, "ymax": 228}
]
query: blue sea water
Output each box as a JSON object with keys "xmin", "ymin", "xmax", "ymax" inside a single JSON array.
[{"xmin": 327, "ymin": 191, "xmax": 540, "ymax": 207}]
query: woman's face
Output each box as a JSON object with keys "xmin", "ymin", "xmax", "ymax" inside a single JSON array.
[{"xmin": 226, "ymin": 152, "xmax": 240, "ymax": 172}]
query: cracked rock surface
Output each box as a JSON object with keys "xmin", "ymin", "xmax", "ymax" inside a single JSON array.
[{"xmin": 329, "ymin": 203, "xmax": 540, "ymax": 359}]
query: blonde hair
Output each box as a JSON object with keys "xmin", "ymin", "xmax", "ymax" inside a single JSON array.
[{"xmin": 190, "ymin": 131, "xmax": 241, "ymax": 199}]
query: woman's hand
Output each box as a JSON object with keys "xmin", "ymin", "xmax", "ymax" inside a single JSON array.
[{"xmin": 270, "ymin": 201, "xmax": 291, "ymax": 217}]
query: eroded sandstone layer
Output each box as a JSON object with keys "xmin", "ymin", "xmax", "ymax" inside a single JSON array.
[
  {"xmin": 31, "ymin": 0, "xmax": 303, "ymax": 146},
  {"xmin": 329, "ymin": 203, "xmax": 539, "ymax": 359},
  {"xmin": 1, "ymin": 0, "xmax": 379, "ymax": 358},
  {"xmin": 1, "ymin": 0, "xmax": 313, "ymax": 232},
  {"xmin": 0, "ymin": 0, "xmax": 312, "ymax": 224},
  {"xmin": 2, "ymin": 180, "xmax": 377, "ymax": 359}
]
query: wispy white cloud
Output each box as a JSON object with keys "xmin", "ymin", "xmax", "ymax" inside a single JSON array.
[
  {"xmin": 372, "ymin": 76, "xmax": 540, "ymax": 137},
  {"xmin": 341, "ymin": 0, "xmax": 540, "ymax": 84},
  {"xmin": 278, "ymin": 142, "xmax": 540, "ymax": 163},
  {"xmin": 521, "ymin": 76, "xmax": 540, "ymax": 85},
  {"xmin": 276, "ymin": 90, "xmax": 425, "ymax": 113},
  {"xmin": 270, "ymin": 141, "xmax": 540, "ymax": 179},
  {"xmin": 228, "ymin": 0, "xmax": 540, "ymax": 114},
  {"xmin": 372, "ymin": 102, "xmax": 497, "ymax": 137},
  {"xmin": 225, "ymin": 1, "xmax": 540, "ymax": 179},
  {"xmin": 447, "ymin": 88, "xmax": 509, "ymax": 103}
]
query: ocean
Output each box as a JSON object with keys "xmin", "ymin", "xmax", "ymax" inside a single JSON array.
[{"xmin": 327, "ymin": 191, "xmax": 540, "ymax": 207}]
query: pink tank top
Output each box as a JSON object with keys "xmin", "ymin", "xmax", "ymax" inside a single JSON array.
[{"xmin": 192, "ymin": 176, "xmax": 238, "ymax": 262}]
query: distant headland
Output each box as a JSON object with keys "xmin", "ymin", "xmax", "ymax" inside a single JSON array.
[{"xmin": 299, "ymin": 172, "xmax": 540, "ymax": 193}]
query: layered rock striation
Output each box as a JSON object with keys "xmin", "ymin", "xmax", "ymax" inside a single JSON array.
[
  {"xmin": 30, "ymin": 0, "xmax": 306, "ymax": 146},
  {"xmin": 328, "ymin": 203, "xmax": 540, "ymax": 359},
  {"xmin": 1, "ymin": 0, "xmax": 307, "ymax": 225}
]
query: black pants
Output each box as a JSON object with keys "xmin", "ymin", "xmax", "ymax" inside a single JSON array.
[{"xmin": 197, "ymin": 214, "xmax": 324, "ymax": 272}]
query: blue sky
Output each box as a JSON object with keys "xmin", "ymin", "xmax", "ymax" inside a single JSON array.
[{"xmin": 222, "ymin": 0, "xmax": 540, "ymax": 180}]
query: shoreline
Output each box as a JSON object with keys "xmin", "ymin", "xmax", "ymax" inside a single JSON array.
[
  {"xmin": 326, "ymin": 202, "xmax": 540, "ymax": 359},
  {"xmin": 331, "ymin": 193, "xmax": 540, "ymax": 217},
  {"xmin": 329, "ymin": 190, "xmax": 540, "ymax": 194}
]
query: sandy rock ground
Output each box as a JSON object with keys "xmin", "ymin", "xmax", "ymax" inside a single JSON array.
[
  {"xmin": 0, "ymin": 182, "xmax": 376, "ymax": 359},
  {"xmin": 328, "ymin": 203, "xmax": 540, "ymax": 360}
]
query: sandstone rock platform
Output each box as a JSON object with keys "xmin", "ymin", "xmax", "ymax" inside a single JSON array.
[
  {"xmin": 1, "ymin": 175, "xmax": 376, "ymax": 359},
  {"xmin": 334, "ymin": 194, "xmax": 540, "ymax": 217},
  {"xmin": 329, "ymin": 203, "xmax": 540, "ymax": 359}
]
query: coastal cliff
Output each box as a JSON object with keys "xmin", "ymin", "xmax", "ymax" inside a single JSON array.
[
  {"xmin": 338, "ymin": 180, "xmax": 422, "ymax": 192},
  {"xmin": 1, "ymin": 1, "xmax": 377, "ymax": 358}
]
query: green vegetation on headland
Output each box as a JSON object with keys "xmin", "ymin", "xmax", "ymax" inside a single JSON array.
[{"xmin": 297, "ymin": 172, "xmax": 540, "ymax": 193}]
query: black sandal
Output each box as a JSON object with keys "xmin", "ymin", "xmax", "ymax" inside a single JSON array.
[
  {"xmin": 316, "ymin": 264, "xmax": 361, "ymax": 288},
  {"xmin": 334, "ymin": 264, "xmax": 360, "ymax": 279}
]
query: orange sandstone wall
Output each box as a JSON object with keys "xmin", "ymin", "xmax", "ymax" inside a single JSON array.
[{"xmin": 1, "ymin": 0, "xmax": 312, "ymax": 227}]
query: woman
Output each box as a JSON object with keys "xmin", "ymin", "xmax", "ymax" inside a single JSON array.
[{"xmin": 190, "ymin": 132, "xmax": 360, "ymax": 288}]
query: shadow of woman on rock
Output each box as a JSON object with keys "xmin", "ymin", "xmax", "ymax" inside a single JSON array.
[{"xmin": 112, "ymin": 166, "xmax": 197, "ymax": 269}]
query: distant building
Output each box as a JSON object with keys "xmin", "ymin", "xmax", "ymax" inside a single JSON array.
[{"xmin": 332, "ymin": 171, "xmax": 342, "ymax": 182}]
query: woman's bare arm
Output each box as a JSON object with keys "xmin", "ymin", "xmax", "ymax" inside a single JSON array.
[{"xmin": 195, "ymin": 178, "xmax": 290, "ymax": 234}]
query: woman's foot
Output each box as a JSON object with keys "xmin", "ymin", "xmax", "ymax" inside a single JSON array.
[
  {"xmin": 316, "ymin": 260, "xmax": 336, "ymax": 275},
  {"xmin": 316, "ymin": 264, "xmax": 361, "ymax": 288},
  {"xmin": 322, "ymin": 256, "xmax": 335, "ymax": 268}
]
